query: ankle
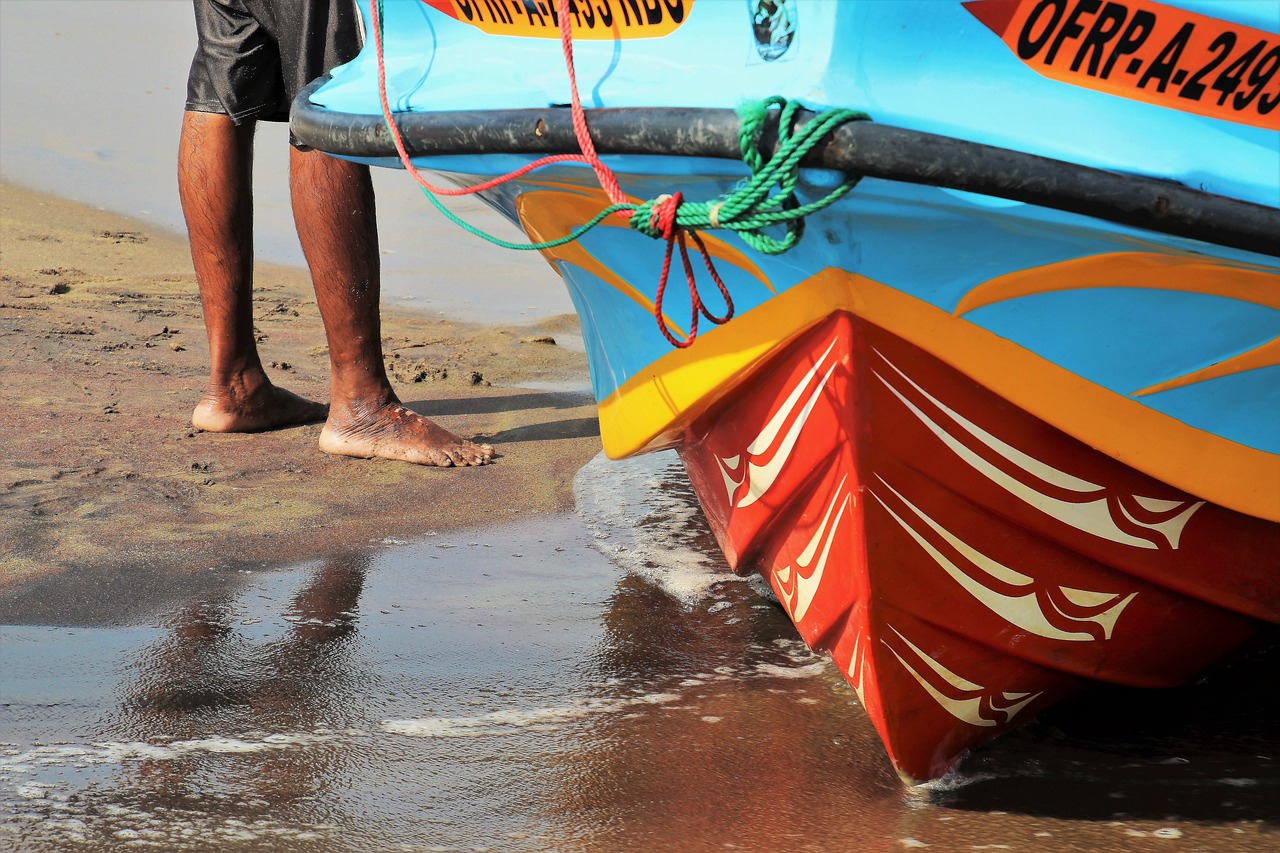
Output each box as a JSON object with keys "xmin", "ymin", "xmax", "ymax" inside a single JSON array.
[
  {"xmin": 326, "ymin": 384, "xmax": 399, "ymax": 423},
  {"xmin": 201, "ymin": 367, "xmax": 274, "ymax": 406}
]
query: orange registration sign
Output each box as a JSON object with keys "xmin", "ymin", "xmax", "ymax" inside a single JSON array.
[
  {"xmin": 420, "ymin": 0, "xmax": 692, "ymax": 39},
  {"xmin": 964, "ymin": 0, "xmax": 1280, "ymax": 129}
]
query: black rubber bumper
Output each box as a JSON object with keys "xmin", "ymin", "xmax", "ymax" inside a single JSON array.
[{"xmin": 293, "ymin": 78, "xmax": 1280, "ymax": 258}]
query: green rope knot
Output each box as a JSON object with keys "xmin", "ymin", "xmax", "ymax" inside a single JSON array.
[{"xmin": 628, "ymin": 96, "xmax": 871, "ymax": 255}]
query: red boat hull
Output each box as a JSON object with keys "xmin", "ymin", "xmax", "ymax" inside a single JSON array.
[{"xmin": 678, "ymin": 312, "xmax": 1279, "ymax": 782}]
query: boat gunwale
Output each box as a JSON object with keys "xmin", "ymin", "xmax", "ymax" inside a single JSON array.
[{"xmin": 293, "ymin": 77, "xmax": 1280, "ymax": 258}]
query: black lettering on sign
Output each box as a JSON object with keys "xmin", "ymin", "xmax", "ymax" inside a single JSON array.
[
  {"xmin": 1017, "ymin": 0, "xmax": 1068, "ymax": 60},
  {"xmin": 525, "ymin": 1, "xmax": 549, "ymax": 26},
  {"xmin": 1044, "ymin": 0, "xmax": 1101, "ymax": 66},
  {"xmin": 1071, "ymin": 1, "xmax": 1127, "ymax": 76},
  {"xmin": 616, "ymin": 0, "xmax": 642, "ymax": 28},
  {"xmin": 1179, "ymin": 31, "xmax": 1234, "ymax": 101},
  {"xmin": 1210, "ymin": 39, "xmax": 1262, "ymax": 106},
  {"xmin": 1239, "ymin": 45, "xmax": 1280, "ymax": 114},
  {"xmin": 484, "ymin": 0, "xmax": 512, "ymax": 24},
  {"xmin": 594, "ymin": 0, "xmax": 614, "ymax": 26},
  {"xmin": 967, "ymin": 0, "xmax": 1279, "ymax": 127},
  {"xmin": 570, "ymin": 0, "xmax": 596, "ymax": 28},
  {"xmin": 1101, "ymin": 9, "xmax": 1155, "ymax": 78},
  {"xmin": 1137, "ymin": 20, "xmax": 1192, "ymax": 92}
]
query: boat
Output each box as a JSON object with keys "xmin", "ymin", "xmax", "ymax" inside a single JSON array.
[{"xmin": 292, "ymin": 0, "xmax": 1280, "ymax": 783}]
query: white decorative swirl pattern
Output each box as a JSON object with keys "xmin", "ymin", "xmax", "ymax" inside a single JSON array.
[
  {"xmin": 871, "ymin": 476, "xmax": 1137, "ymax": 642},
  {"xmin": 773, "ymin": 477, "xmax": 851, "ymax": 622},
  {"xmin": 872, "ymin": 350, "xmax": 1204, "ymax": 550},
  {"xmin": 717, "ymin": 339, "xmax": 840, "ymax": 509},
  {"xmin": 890, "ymin": 625, "xmax": 1039, "ymax": 722},
  {"xmin": 884, "ymin": 627, "xmax": 1041, "ymax": 728}
]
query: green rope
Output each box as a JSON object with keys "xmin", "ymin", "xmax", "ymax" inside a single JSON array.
[
  {"xmin": 418, "ymin": 191, "xmax": 630, "ymax": 251},
  {"xmin": 391, "ymin": 97, "xmax": 870, "ymax": 254},
  {"xmin": 630, "ymin": 97, "xmax": 870, "ymax": 254}
]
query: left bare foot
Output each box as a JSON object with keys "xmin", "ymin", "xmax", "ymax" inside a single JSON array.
[{"xmin": 318, "ymin": 401, "xmax": 495, "ymax": 467}]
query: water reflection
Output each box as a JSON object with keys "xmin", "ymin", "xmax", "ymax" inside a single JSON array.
[
  {"xmin": 116, "ymin": 553, "xmax": 369, "ymax": 811},
  {"xmin": 1, "ymin": 460, "xmax": 1277, "ymax": 851},
  {"xmin": 122, "ymin": 553, "xmax": 367, "ymax": 724},
  {"xmin": 545, "ymin": 574, "xmax": 903, "ymax": 851}
]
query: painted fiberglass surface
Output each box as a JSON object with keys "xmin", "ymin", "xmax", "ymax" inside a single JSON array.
[
  {"xmin": 449, "ymin": 163, "xmax": 1279, "ymax": 454},
  {"xmin": 965, "ymin": 289, "xmax": 1280, "ymax": 454},
  {"xmin": 318, "ymin": 0, "xmax": 1280, "ymax": 205},
  {"xmin": 309, "ymin": 1, "xmax": 1280, "ymax": 452}
]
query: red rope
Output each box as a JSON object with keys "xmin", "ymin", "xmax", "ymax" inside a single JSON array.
[
  {"xmin": 651, "ymin": 193, "xmax": 734, "ymax": 349},
  {"xmin": 372, "ymin": 0, "xmax": 734, "ymax": 347},
  {"xmin": 553, "ymin": 0, "xmax": 628, "ymax": 208},
  {"xmin": 371, "ymin": 0, "xmax": 602, "ymax": 198}
]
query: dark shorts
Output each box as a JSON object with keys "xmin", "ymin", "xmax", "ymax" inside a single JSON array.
[{"xmin": 186, "ymin": 0, "xmax": 362, "ymax": 127}]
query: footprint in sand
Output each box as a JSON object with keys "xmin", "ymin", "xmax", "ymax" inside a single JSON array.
[{"xmin": 96, "ymin": 230, "xmax": 148, "ymax": 244}]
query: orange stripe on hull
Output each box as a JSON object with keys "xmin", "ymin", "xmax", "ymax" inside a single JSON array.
[{"xmin": 602, "ymin": 269, "xmax": 1280, "ymax": 523}]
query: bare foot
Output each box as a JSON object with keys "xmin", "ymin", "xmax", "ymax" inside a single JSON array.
[
  {"xmin": 192, "ymin": 382, "xmax": 329, "ymax": 433},
  {"xmin": 318, "ymin": 401, "xmax": 495, "ymax": 467}
]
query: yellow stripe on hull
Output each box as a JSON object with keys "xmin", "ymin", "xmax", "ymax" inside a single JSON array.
[{"xmin": 598, "ymin": 270, "xmax": 1280, "ymax": 523}]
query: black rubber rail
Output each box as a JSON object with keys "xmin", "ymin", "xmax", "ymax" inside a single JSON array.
[{"xmin": 293, "ymin": 78, "xmax": 1280, "ymax": 257}]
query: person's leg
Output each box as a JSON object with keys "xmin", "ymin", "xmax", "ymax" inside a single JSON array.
[
  {"xmin": 179, "ymin": 109, "xmax": 328, "ymax": 432},
  {"xmin": 287, "ymin": 146, "xmax": 493, "ymax": 466}
]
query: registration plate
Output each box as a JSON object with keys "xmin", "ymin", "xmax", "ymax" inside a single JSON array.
[
  {"xmin": 420, "ymin": 0, "xmax": 693, "ymax": 40},
  {"xmin": 965, "ymin": 0, "xmax": 1280, "ymax": 129}
]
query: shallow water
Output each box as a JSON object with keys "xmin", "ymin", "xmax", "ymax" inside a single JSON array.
[{"xmin": 2, "ymin": 452, "xmax": 1276, "ymax": 852}]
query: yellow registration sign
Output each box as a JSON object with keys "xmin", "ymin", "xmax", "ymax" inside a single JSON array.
[{"xmin": 420, "ymin": 0, "xmax": 693, "ymax": 39}]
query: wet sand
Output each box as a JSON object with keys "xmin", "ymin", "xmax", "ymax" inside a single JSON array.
[{"xmin": 1, "ymin": 182, "xmax": 600, "ymax": 596}]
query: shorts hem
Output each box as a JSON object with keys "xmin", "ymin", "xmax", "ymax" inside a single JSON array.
[{"xmin": 183, "ymin": 101, "xmax": 287, "ymax": 125}]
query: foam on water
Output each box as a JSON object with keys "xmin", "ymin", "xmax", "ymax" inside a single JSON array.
[
  {"xmin": 573, "ymin": 450, "xmax": 768, "ymax": 605},
  {"xmin": 381, "ymin": 638, "xmax": 829, "ymax": 740},
  {"xmin": 382, "ymin": 693, "xmax": 682, "ymax": 738},
  {"xmin": 2, "ymin": 802, "xmax": 338, "ymax": 850},
  {"xmin": 0, "ymin": 732, "xmax": 344, "ymax": 775},
  {"xmin": 754, "ymin": 661, "xmax": 829, "ymax": 680},
  {"xmin": 1, "ymin": 732, "xmax": 345, "ymax": 848}
]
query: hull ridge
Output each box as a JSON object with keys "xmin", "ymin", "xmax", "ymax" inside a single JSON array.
[
  {"xmin": 677, "ymin": 300, "xmax": 1275, "ymax": 782},
  {"xmin": 293, "ymin": 0, "xmax": 1280, "ymax": 781}
]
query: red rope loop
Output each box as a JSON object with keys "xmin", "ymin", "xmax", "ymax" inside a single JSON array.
[{"xmin": 651, "ymin": 193, "xmax": 735, "ymax": 349}]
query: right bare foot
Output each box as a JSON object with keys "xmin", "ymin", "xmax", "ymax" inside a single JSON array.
[
  {"xmin": 319, "ymin": 400, "xmax": 495, "ymax": 467},
  {"xmin": 192, "ymin": 382, "xmax": 329, "ymax": 433}
]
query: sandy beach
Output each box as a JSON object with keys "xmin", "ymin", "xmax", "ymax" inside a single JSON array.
[{"xmin": 1, "ymin": 182, "xmax": 601, "ymax": 596}]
